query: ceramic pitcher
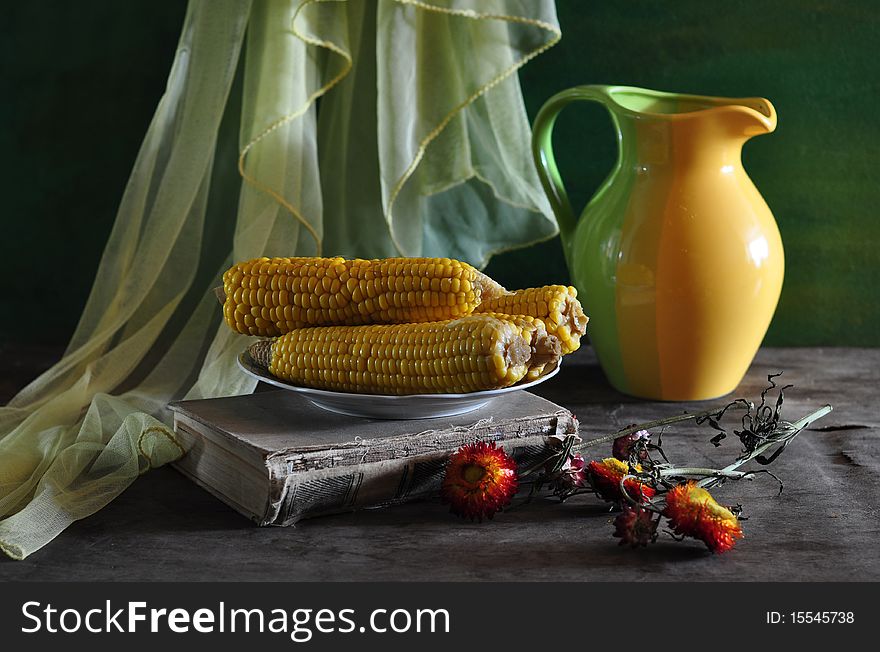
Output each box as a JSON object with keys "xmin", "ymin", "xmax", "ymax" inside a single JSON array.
[{"xmin": 532, "ymin": 85, "xmax": 783, "ymax": 400}]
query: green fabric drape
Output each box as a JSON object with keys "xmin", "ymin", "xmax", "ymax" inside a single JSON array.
[{"xmin": 0, "ymin": 0, "xmax": 560, "ymax": 559}]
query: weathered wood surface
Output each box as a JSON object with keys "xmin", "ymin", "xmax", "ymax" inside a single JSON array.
[{"xmin": 1, "ymin": 347, "xmax": 878, "ymax": 581}]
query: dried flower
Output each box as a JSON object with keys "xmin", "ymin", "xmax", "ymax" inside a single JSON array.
[
  {"xmin": 442, "ymin": 442, "xmax": 518, "ymax": 521},
  {"xmin": 544, "ymin": 452, "xmax": 588, "ymax": 498},
  {"xmin": 586, "ymin": 458, "xmax": 656, "ymax": 503},
  {"xmin": 612, "ymin": 429, "xmax": 651, "ymax": 461},
  {"xmin": 613, "ymin": 504, "xmax": 659, "ymax": 548},
  {"xmin": 663, "ymin": 482, "xmax": 743, "ymax": 553}
]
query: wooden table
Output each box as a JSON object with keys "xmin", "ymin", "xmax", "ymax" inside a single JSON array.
[{"xmin": 2, "ymin": 347, "xmax": 878, "ymax": 581}]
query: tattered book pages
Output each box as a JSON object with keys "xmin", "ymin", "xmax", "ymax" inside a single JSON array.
[{"xmin": 170, "ymin": 390, "xmax": 578, "ymax": 526}]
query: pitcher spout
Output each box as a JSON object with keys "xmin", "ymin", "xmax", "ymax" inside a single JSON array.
[{"xmin": 724, "ymin": 97, "xmax": 777, "ymax": 137}]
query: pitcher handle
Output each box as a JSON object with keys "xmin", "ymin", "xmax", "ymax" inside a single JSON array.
[{"xmin": 532, "ymin": 85, "xmax": 614, "ymax": 266}]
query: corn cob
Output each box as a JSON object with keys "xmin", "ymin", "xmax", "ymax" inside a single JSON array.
[
  {"xmin": 474, "ymin": 285, "xmax": 588, "ymax": 354},
  {"xmin": 221, "ymin": 256, "xmax": 507, "ymax": 337},
  {"xmin": 246, "ymin": 315, "xmax": 560, "ymax": 395},
  {"xmin": 474, "ymin": 312, "xmax": 562, "ymax": 380}
]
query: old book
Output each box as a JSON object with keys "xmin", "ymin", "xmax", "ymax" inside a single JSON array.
[{"xmin": 169, "ymin": 390, "xmax": 578, "ymax": 526}]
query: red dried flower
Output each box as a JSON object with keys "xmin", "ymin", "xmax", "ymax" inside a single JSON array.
[
  {"xmin": 441, "ymin": 442, "xmax": 518, "ymax": 521},
  {"xmin": 613, "ymin": 504, "xmax": 659, "ymax": 548},
  {"xmin": 547, "ymin": 452, "xmax": 588, "ymax": 497},
  {"xmin": 663, "ymin": 482, "xmax": 744, "ymax": 553},
  {"xmin": 586, "ymin": 458, "xmax": 656, "ymax": 503},
  {"xmin": 612, "ymin": 429, "xmax": 651, "ymax": 461}
]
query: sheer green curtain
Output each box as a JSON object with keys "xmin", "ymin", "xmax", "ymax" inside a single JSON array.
[{"xmin": 0, "ymin": 0, "xmax": 559, "ymax": 559}]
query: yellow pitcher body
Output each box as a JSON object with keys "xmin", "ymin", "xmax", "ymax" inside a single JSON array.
[{"xmin": 532, "ymin": 86, "xmax": 783, "ymax": 400}]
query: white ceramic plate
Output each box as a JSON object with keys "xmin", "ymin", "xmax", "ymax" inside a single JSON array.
[{"xmin": 237, "ymin": 352, "xmax": 560, "ymax": 420}]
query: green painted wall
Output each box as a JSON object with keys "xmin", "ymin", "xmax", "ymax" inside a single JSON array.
[
  {"xmin": 2, "ymin": 1, "xmax": 877, "ymax": 347},
  {"xmin": 0, "ymin": 1, "xmax": 187, "ymax": 346}
]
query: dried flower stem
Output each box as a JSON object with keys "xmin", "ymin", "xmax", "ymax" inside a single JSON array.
[
  {"xmin": 698, "ymin": 403, "xmax": 832, "ymax": 489},
  {"xmin": 574, "ymin": 405, "xmax": 750, "ymax": 452},
  {"xmin": 614, "ymin": 403, "xmax": 833, "ymax": 510},
  {"xmin": 660, "ymin": 468, "xmax": 752, "ymax": 480}
]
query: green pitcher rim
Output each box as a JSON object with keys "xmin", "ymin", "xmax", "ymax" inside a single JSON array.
[{"xmin": 594, "ymin": 84, "xmax": 776, "ymax": 128}]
